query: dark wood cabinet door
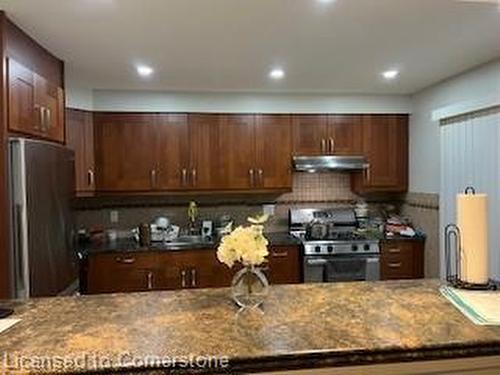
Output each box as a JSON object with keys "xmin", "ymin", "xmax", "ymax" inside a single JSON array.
[
  {"xmin": 8, "ymin": 59, "xmax": 37, "ymax": 135},
  {"xmin": 220, "ymin": 114, "xmax": 256, "ymax": 189},
  {"xmin": 255, "ymin": 115, "xmax": 292, "ymax": 189},
  {"xmin": 34, "ymin": 74, "xmax": 65, "ymax": 143},
  {"xmin": 267, "ymin": 246, "xmax": 301, "ymax": 284},
  {"xmin": 94, "ymin": 113, "xmax": 157, "ymax": 192},
  {"xmin": 157, "ymin": 249, "xmax": 232, "ymax": 290},
  {"xmin": 351, "ymin": 115, "xmax": 408, "ymax": 194},
  {"xmin": 380, "ymin": 240, "xmax": 425, "ymax": 280},
  {"xmin": 66, "ymin": 109, "xmax": 95, "ymax": 194},
  {"xmin": 86, "ymin": 252, "xmax": 160, "ymax": 294},
  {"xmin": 327, "ymin": 115, "xmax": 363, "ymax": 155},
  {"xmin": 292, "ymin": 115, "xmax": 328, "ymax": 155},
  {"xmin": 188, "ymin": 114, "xmax": 224, "ymax": 190},
  {"xmin": 156, "ymin": 114, "xmax": 189, "ymax": 190}
]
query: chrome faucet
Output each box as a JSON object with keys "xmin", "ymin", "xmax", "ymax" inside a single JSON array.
[{"xmin": 187, "ymin": 201, "xmax": 199, "ymax": 234}]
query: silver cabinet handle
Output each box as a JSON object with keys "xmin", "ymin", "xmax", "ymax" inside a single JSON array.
[
  {"xmin": 272, "ymin": 251, "xmax": 289, "ymax": 258},
  {"xmin": 87, "ymin": 169, "xmax": 94, "ymax": 187},
  {"xmin": 388, "ymin": 262, "xmax": 403, "ymax": 268},
  {"xmin": 191, "ymin": 168, "xmax": 197, "ymax": 187},
  {"xmin": 150, "ymin": 169, "xmax": 157, "ymax": 188},
  {"xmin": 115, "ymin": 256, "xmax": 136, "ymax": 264},
  {"xmin": 33, "ymin": 104, "xmax": 41, "ymax": 130},
  {"xmin": 329, "ymin": 138, "xmax": 335, "ymax": 154},
  {"xmin": 388, "ymin": 248, "xmax": 401, "ymax": 254},
  {"xmin": 258, "ymin": 169, "xmax": 263, "ymax": 187},
  {"xmin": 321, "ymin": 139, "xmax": 326, "ymax": 154},
  {"xmin": 181, "ymin": 168, "xmax": 188, "ymax": 186},
  {"xmin": 191, "ymin": 269, "xmax": 197, "ymax": 287},
  {"xmin": 181, "ymin": 270, "xmax": 187, "ymax": 288},
  {"xmin": 249, "ymin": 169, "xmax": 255, "ymax": 187},
  {"xmin": 40, "ymin": 107, "xmax": 48, "ymax": 133},
  {"xmin": 147, "ymin": 271, "xmax": 154, "ymax": 290},
  {"xmin": 364, "ymin": 165, "xmax": 371, "ymax": 182},
  {"xmin": 46, "ymin": 108, "xmax": 51, "ymax": 129}
]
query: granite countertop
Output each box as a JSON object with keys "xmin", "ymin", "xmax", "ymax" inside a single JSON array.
[
  {"xmin": 1, "ymin": 280, "xmax": 500, "ymax": 374},
  {"xmin": 78, "ymin": 232, "xmax": 301, "ymax": 256}
]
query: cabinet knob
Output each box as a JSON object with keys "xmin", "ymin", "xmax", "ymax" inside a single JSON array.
[
  {"xmin": 150, "ymin": 169, "xmax": 157, "ymax": 188},
  {"xmin": 321, "ymin": 139, "xmax": 326, "ymax": 154}
]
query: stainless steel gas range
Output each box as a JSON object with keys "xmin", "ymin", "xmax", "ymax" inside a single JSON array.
[{"xmin": 289, "ymin": 208, "xmax": 380, "ymax": 283}]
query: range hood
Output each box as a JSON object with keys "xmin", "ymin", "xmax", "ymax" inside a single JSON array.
[{"xmin": 293, "ymin": 155, "xmax": 368, "ymax": 172}]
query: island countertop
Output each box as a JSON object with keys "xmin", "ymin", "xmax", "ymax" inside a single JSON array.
[{"xmin": 1, "ymin": 280, "xmax": 500, "ymax": 374}]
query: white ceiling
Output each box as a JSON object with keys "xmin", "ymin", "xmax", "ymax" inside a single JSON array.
[{"xmin": 1, "ymin": 0, "xmax": 500, "ymax": 94}]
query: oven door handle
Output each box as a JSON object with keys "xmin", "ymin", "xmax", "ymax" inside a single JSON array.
[{"xmin": 306, "ymin": 258, "xmax": 328, "ymax": 266}]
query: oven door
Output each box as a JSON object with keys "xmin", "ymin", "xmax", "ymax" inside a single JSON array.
[{"xmin": 304, "ymin": 255, "xmax": 380, "ymax": 283}]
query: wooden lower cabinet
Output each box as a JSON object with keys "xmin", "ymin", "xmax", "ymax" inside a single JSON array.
[
  {"xmin": 380, "ymin": 240, "xmax": 425, "ymax": 280},
  {"xmin": 83, "ymin": 245, "xmax": 301, "ymax": 295},
  {"xmin": 265, "ymin": 245, "xmax": 301, "ymax": 284}
]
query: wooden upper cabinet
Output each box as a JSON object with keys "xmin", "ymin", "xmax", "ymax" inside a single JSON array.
[
  {"xmin": 292, "ymin": 115, "xmax": 328, "ymax": 155},
  {"xmin": 188, "ymin": 114, "xmax": 223, "ymax": 190},
  {"xmin": 327, "ymin": 115, "xmax": 363, "ymax": 155},
  {"xmin": 8, "ymin": 59, "xmax": 36, "ymax": 135},
  {"xmin": 35, "ymin": 74, "xmax": 65, "ymax": 142},
  {"xmin": 351, "ymin": 114, "xmax": 408, "ymax": 194},
  {"xmin": 220, "ymin": 114, "xmax": 256, "ymax": 189},
  {"xmin": 255, "ymin": 115, "xmax": 292, "ymax": 189},
  {"xmin": 156, "ymin": 114, "xmax": 189, "ymax": 190},
  {"xmin": 66, "ymin": 109, "xmax": 95, "ymax": 195},
  {"xmin": 94, "ymin": 113, "xmax": 158, "ymax": 192},
  {"xmin": 7, "ymin": 59, "xmax": 65, "ymax": 143}
]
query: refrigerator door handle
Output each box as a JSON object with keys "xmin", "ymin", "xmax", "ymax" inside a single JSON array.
[{"xmin": 12, "ymin": 203, "xmax": 27, "ymax": 297}]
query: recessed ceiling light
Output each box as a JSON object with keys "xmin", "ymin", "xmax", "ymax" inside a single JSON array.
[
  {"xmin": 269, "ymin": 68, "xmax": 285, "ymax": 80},
  {"xmin": 136, "ymin": 65, "xmax": 154, "ymax": 77},
  {"xmin": 382, "ymin": 70, "xmax": 399, "ymax": 80}
]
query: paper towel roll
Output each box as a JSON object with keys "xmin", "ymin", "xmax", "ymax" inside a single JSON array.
[{"xmin": 457, "ymin": 193, "xmax": 489, "ymax": 285}]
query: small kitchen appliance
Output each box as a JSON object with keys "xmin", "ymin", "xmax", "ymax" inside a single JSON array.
[
  {"xmin": 289, "ymin": 207, "xmax": 380, "ymax": 283},
  {"xmin": 202, "ymin": 220, "xmax": 213, "ymax": 239}
]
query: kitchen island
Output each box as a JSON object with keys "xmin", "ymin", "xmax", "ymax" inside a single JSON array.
[{"xmin": 1, "ymin": 280, "xmax": 500, "ymax": 374}]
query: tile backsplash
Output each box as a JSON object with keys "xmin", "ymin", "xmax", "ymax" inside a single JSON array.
[{"xmin": 75, "ymin": 173, "xmax": 359, "ymax": 232}]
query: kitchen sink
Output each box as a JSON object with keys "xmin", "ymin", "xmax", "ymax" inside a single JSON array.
[{"xmin": 150, "ymin": 235, "xmax": 215, "ymax": 250}]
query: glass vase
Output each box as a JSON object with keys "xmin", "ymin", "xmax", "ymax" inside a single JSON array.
[{"xmin": 231, "ymin": 265, "xmax": 269, "ymax": 308}]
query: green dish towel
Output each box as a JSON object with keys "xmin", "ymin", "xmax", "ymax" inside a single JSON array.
[{"xmin": 440, "ymin": 285, "xmax": 500, "ymax": 325}]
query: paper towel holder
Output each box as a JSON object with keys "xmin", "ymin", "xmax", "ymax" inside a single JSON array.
[{"xmin": 445, "ymin": 190, "xmax": 497, "ymax": 290}]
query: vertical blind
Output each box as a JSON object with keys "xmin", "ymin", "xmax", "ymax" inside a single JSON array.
[{"xmin": 440, "ymin": 108, "xmax": 500, "ymax": 281}]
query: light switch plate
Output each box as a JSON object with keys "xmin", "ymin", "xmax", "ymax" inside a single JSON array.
[
  {"xmin": 110, "ymin": 210, "xmax": 119, "ymax": 224},
  {"xmin": 263, "ymin": 204, "xmax": 275, "ymax": 216}
]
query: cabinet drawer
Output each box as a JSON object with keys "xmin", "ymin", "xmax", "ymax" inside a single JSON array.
[
  {"xmin": 86, "ymin": 252, "xmax": 160, "ymax": 294},
  {"xmin": 380, "ymin": 240, "xmax": 425, "ymax": 280}
]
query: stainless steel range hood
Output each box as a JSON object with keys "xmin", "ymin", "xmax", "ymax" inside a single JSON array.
[{"xmin": 293, "ymin": 155, "xmax": 368, "ymax": 172}]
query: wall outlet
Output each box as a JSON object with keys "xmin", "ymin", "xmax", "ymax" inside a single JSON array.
[
  {"xmin": 110, "ymin": 210, "xmax": 119, "ymax": 224},
  {"xmin": 263, "ymin": 204, "xmax": 275, "ymax": 216}
]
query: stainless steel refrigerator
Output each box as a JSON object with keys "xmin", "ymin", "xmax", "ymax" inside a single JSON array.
[{"xmin": 8, "ymin": 138, "xmax": 77, "ymax": 299}]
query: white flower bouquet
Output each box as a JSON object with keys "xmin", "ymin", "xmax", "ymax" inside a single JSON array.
[{"xmin": 217, "ymin": 214, "xmax": 269, "ymax": 268}]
